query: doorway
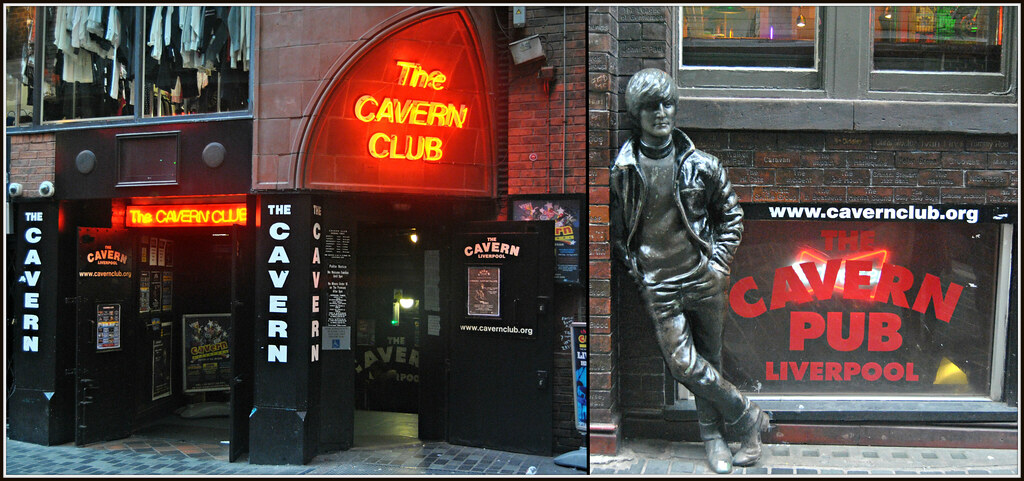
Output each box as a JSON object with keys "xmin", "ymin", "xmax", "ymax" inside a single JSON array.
[
  {"xmin": 74, "ymin": 221, "xmax": 254, "ymax": 461},
  {"xmin": 353, "ymin": 224, "xmax": 424, "ymax": 446}
]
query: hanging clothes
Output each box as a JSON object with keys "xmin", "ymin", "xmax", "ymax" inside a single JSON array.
[{"xmin": 148, "ymin": 6, "xmax": 164, "ymax": 61}]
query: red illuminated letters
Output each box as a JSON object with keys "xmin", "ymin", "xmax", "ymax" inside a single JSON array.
[{"xmin": 354, "ymin": 60, "xmax": 470, "ymax": 163}]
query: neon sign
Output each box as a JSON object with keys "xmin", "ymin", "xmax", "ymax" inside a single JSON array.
[
  {"xmin": 354, "ymin": 60, "xmax": 469, "ymax": 162},
  {"xmin": 304, "ymin": 11, "xmax": 493, "ymax": 196},
  {"xmin": 126, "ymin": 204, "xmax": 248, "ymax": 228}
]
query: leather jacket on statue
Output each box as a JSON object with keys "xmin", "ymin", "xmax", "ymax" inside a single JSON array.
[{"xmin": 610, "ymin": 129, "xmax": 744, "ymax": 283}]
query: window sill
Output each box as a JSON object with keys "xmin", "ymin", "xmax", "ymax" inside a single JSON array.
[
  {"xmin": 5, "ymin": 111, "xmax": 255, "ymax": 135},
  {"xmin": 676, "ymin": 97, "xmax": 1017, "ymax": 134}
]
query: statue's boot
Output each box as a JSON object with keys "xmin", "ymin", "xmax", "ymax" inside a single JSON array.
[
  {"xmin": 731, "ymin": 408, "xmax": 770, "ymax": 467},
  {"xmin": 703, "ymin": 437, "xmax": 732, "ymax": 474}
]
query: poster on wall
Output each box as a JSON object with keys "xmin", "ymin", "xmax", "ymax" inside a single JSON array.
[
  {"xmin": 511, "ymin": 196, "xmax": 582, "ymax": 284},
  {"xmin": 96, "ymin": 303, "xmax": 122, "ymax": 351},
  {"xmin": 149, "ymin": 237, "xmax": 158, "ymax": 266},
  {"xmin": 139, "ymin": 271, "xmax": 150, "ymax": 314},
  {"xmin": 467, "ymin": 266, "xmax": 500, "ymax": 317},
  {"xmin": 571, "ymin": 323, "xmax": 588, "ymax": 432},
  {"xmin": 182, "ymin": 313, "xmax": 232, "ymax": 392},
  {"xmin": 149, "ymin": 272, "xmax": 162, "ymax": 312},
  {"xmin": 161, "ymin": 271, "xmax": 173, "ymax": 311},
  {"xmin": 152, "ymin": 322, "xmax": 172, "ymax": 400},
  {"xmin": 164, "ymin": 240, "xmax": 174, "ymax": 267},
  {"xmin": 722, "ymin": 207, "xmax": 1007, "ymax": 397},
  {"xmin": 140, "ymin": 236, "xmax": 149, "ymax": 264}
]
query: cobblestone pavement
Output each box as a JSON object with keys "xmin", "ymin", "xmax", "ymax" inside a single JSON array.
[
  {"xmin": 590, "ymin": 438, "xmax": 1019, "ymax": 476},
  {"xmin": 5, "ymin": 438, "xmax": 584, "ymax": 476}
]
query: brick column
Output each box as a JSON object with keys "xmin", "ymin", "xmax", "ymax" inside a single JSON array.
[{"xmin": 588, "ymin": 5, "xmax": 675, "ymax": 455}]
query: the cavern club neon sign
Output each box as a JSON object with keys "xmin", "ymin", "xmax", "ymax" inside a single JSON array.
[
  {"xmin": 354, "ymin": 60, "xmax": 468, "ymax": 162},
  {"xmin": 126, "ymin": 204, "xmax": 247, "ymax": 228}
]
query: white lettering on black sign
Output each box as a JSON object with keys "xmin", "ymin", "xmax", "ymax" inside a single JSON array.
[
  {"xmin": 21, "ymin": 211, "xmax": 44, "ymax": 352},
  {"xmin": 464, "ymin": 236, "xmax": 521, "ymax": 259},
  {"xmin": 266, "ymin": 204, "xmax": 291, "ymax": 363}
]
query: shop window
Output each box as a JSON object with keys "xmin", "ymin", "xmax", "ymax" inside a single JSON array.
[
  {"xmin": 678, "ymin": 6, "xmax": 820, "ymax": 89},
  {"xmin": 873, "ymin": 6, "xmax": 1003, "ymax": 72},
  {"xmin": 6, "ymin": 6, "xmax": 251, "ymax": 128},
  {"xmin": 5, "ymin": 6, "xmax": 36, "ymax": 127},
  {"xmin": 40, "ymin": 6, "xmax": 135, "ymax": 122},
  {"xmin": 141, "ymin": 6, "xmax": 250, "ymax": 118},
  {"xmin": 869, "ymin": 5, "xmax": 1012, "ymax": 94}
]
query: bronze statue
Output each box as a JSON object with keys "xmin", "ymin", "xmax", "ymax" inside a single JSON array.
[{"xmin": 610, "ymin": 68, "xmax": 769, "ymax": 474}]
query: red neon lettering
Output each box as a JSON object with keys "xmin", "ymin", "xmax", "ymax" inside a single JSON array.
[
  {"xmin": 789, "ymin": 311, "xmax": 825, "ymax": 351},
  {"xmin": 842, "ymin": 259, "xmax": 874, "ymax": 301},
  {"xmin": 125, "ymin": 205, "xmax": 247, "ymax": 228},
  {"xmin": 826, "ymin": 311, "xmax": 864, "ymax": 351},
  {"xmin": 799, "ymin": 259, "xmax": 842, "ymax": 301},
  {"xmin": 911, "ymin": 273, "xmax": 963, "ymax": 323},
  {"xmin": 729, "ymin": 276, "xmax": 767, "ymax": 318},
  {"xmin": 770, "ymin": 265, "xmax": 814, "ymax": 310},
  {"xmin": 867, "ymin": 312, "xmax": 902, "ymax": 351},
  {"xmin": 874, "ymin": 263, "xmax": 914, "ymax": 308}
]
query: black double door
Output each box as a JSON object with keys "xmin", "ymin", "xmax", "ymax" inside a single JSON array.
[{"xmin": 74, "ymin": 226, "xmax": 253, "ymax": 460}]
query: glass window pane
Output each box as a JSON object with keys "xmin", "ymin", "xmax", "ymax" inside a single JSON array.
[
  {"xmin": 142, "ymin": 6, "xmax": 250, "ymax": 118},
  {"xmin": 41, "ymin": 6, "xmax": 135, "ymax": 122},
  {"xmin": 873, "ymin": 6, "xmax": 1004, "ymax": 72},
  {"xmin": 6, "ymin": 6, "xmax": 37, "ymax": 126},
  {"xmin": 681, "ymin": 6, "xmax": 817, "ymax": 68}
]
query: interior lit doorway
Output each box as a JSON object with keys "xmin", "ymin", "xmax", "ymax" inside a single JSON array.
[{"xmin": 353, "ymin": 223, "xmax": 425, "ymax": 446}]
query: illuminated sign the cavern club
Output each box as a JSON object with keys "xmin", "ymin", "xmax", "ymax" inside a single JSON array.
[{"xmin": 304, "ymin": 11, "xmax": 493, "ymax": 197}]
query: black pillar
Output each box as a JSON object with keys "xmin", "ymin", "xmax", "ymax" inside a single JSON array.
[
  {"xmin": 8, "ymin": 201, "xmax": 74, "ymax": 445},
  {"xmin": 249, "ymin": 194, "xmax": 323, "ymax": 464}
]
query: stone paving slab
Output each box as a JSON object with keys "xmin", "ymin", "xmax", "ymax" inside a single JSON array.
[
  {"xmin": 5, "ymin": 438, "xmax": 584, "ymax": 476},
  {"xmin": 590, "ymin": 439, "xmax": 1019, "ymax": 476}
]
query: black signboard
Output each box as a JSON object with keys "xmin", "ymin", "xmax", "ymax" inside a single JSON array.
[
  {"xmin": 510, "ymin": 195, "xmax": 583, "ymax": 284},
  {"xmin": 724, "ymin": 213, "xmax": 1006, "ymax": 397},
  {"xmin": 324, "ymin": 227, "xmax": 354, "ymax": 350},
  {"xmin": 183, "ymin": 313, "xmax": 232, "ymax": 392}
]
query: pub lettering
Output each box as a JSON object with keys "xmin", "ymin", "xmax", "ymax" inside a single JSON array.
[{"xmin": 730, "ymin": 230, "xmax": 964, "ymax": 383}]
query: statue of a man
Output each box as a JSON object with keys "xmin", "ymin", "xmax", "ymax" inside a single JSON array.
[{"xmin": 610, "ymin": 68, "xmax": 769, "ymax": 474}]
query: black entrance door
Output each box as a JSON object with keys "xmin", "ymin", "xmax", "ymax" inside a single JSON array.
[
  {"xmin": 448, "ymin": 221, "xmax": 554, "ymax": 456},
  {"xmin": 75, "ymin": 227, "xmax": 134, "ymax": 445},
  {"xmin": 229, "ymin": 224, "xmax": 255, "ymax": 461}
]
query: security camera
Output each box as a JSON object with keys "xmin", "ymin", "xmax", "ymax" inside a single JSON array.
[
  {"xmin": 38, "ymin": 181, "xmax": 55, "ymax": 198},
  {"xmin": 8, "ymin": 183, "xmax": 24, "ymax": 197}
]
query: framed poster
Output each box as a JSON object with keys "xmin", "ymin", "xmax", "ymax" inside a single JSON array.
[
  {"xmin": 152, "ymin": 321, "xmax": 172, "ymax": 400},
  {"xmin": 509, "ymin": 194, "xmax": 584, "ymax": 284},
  {"xmin": 182, "ymin": 313, "xmax": 232, "ymax": 393},
  {"xmin": 467, "ymin": 266, "xmax": 500, "ymax": 317},
  {"xmin": 96, "ymin": 303, "xmax": 122, "ymax": 351}
]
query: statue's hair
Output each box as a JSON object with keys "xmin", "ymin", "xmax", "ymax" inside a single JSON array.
[{"xmin": 625, "ymin": 68, "xmax": 676, "ymax": 120}]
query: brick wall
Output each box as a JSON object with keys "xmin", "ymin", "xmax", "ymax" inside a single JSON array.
[
  {"xmin": 506, "ymin": 7, "xmax": 588, "ymax": 198},
  {"xmin": 8, "ymin": 134, "xmax": 56, "ymax": 198},
  {"xmin": 689, "ymin": 130, "xmax": 1019, "ymax": 205},
  {"xmin": 503, "ymin": 6, "xmax": 588, "ymax": 453}
]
